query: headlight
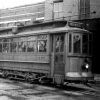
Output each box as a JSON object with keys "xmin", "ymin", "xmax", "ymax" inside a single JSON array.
[{"xmin": 86, "ymin": 64, "xmax": 89, "ymax": 69}]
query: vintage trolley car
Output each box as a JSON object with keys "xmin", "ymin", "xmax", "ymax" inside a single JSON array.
[{"xmin": 0, "ymin": 20, "xmax": 93, "ymax": 84}]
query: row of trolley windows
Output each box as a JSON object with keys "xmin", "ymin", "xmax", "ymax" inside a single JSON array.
[
  {"xmin": 69, "ymin": 33, "xmax": 92, "ymax": 55},
  {"xmin": 0, "ymin": 35, "xmax": 47, "ymax": 53}
]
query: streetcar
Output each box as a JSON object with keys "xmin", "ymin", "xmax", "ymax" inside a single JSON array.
[{"xmin": 0, "ymin": 20, "xmax": 93, "ymax": 85}]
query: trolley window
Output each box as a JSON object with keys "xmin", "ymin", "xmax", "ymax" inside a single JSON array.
[
  {"xmin": 69, "ymin": 33, "xmax": 92, "ymax": 55},
  {"xmin": 27, "ymin": 41, "xmax": 36, "ymax": 52},
  {"xmin": 10, "ymin": 38, "xmax": 17, "ymax": 52},
  {"xmin": 69, "ymin": 34, "xmax": 72, "ymax": 53},
  {"xmin": 89, "ymin": 34, "xmax": 92, "ymax": 55},
  {"xmin": 3, "ymin": 39, "xmax": 10, "ymax": 53},
  {"xmin": 73, "ymin": 34, "xmax": 81, "ymax": 53},
  {"xmin": 55, "ymin": 35, "xmax": 64, "ymax": 52},
  {"xmin": 18, "ymin": 37, "xmax": 27, "ymax": 52},
  {"xmin": 27, "ymin": 36, "xmax": 37, "ymax": 52},
  {"xmin": 10, "ymin": 42, "xmax": 17, "ymax": 52},
  {"xmin": 82, "ymin": 34, "xmax": 88, "ymax": 54},
  {"xmin": 37, "ymin": 35, "xmax": 47, "ymax": 53},
  {"xmin": 0, "ymin": 34, "xmax": 48, "ymax": 54},
  {"xmin": 0, "ymin": 39, "xmax": 2, "ymax": 52}
]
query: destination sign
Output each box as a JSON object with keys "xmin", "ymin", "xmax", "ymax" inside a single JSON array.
[{"xmin": 68, "ymin": 21, "xmax": 84, "ymax": 29}]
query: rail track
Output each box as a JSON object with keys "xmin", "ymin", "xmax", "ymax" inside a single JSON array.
[
  {"xmin": 0, "ymin": 74, "xmax": 100, "ymax": 97},
  {"xmin": 0, "ymin": 70, "xmax": 100, "ymax": 97}
]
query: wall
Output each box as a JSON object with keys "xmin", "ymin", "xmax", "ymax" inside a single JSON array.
[
  {"xmin": 45, "ymin": 0, "xmax": 79, "ymax": 21},
  {"xmin": 90, "ymin": 0, "xmax": 100, "ymax": 18},
  {"xmin": 44, "ymin": 0, "xmax": 91, "ymax": 21},
  {"xmin": 63, "ymin": 0, "xmax": 79, "ymax": 20},
  {"xmin": 0, "ymin": 0, "xmax": 100, "ymax": 22},
  {"xmin": 45, "ymin": 0, "xmax": 53, "ymax": 21},
  {"xmin": 0, "ymin": 2, "xmax": 45, "ymax": 22}
]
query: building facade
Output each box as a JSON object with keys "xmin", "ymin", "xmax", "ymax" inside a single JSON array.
[
  {"xmin": 45, "ymin": 0, "xmax": 100, "ymax": 20},
  {"xmin": 45, "ymin": 0, "xmax": 91, "ymax": 21},
  {"xmin": 0, "ymin": 0, "xmax": 99, "ymax": 27},
  {"xmin": 0, "ymin": 2, "xmax": 45, "ymax": 27},
  {"xmin": 90, "ymin": 0, "xmax": 100, "ymax": 19}
]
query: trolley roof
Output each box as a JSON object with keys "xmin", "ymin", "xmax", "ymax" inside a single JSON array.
[
  {"xmin": 0, "ymin": 27, "xmax": 90, "ymax": 39},
  {"xmin": 0, "ymin": 20, "xmax": 84, "ymax": 31},
  {"xmin": 0, "ymin": 20, "xmax": 91, "ymax": 38}
]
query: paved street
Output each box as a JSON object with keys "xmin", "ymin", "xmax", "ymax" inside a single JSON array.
[{"xmin": 0, "ymin": 78, "xmax": 100, "ymax": 100}]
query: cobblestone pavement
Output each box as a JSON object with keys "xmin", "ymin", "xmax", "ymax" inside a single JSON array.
[{"xmin": 0, "ymin": 78, "xmax": 100, "ymax": 100}]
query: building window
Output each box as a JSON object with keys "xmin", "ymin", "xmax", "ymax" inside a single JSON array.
[
  {"xmin": 36, "ymin": 5, "xmax": 45, "ymax": 19},
  {"xmin": 54, "ymin": 2, "xmax": 63, "ymax": 19},
  {"xmin": 37, "ymin": 12, "xmax": 44, "ymax": 18},
  {"xmin": 80, "ymin": 0, "xmax": 90, "ymax": 19}
]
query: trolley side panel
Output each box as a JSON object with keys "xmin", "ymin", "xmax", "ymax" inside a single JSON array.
[
  {"xmin": 0, "ymin": 61, "xmax": 50, "ymax": 74},
  {"xmin": 0, "ymin": 53, "xmax": 50, "ymax": 74},
  {"xmin": 0, "ymin": 53, "xmax": 49, "ymax": 63}
]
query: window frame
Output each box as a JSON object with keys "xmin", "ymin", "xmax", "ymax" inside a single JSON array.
[
  {"xmin": 0, "ymin": 34, "xmax": 48, "ymax": 54},
  {"xmin": 68, "ymin": 32, "xmax": 91, "ymax": 56},
  {"xmin": 55, "ymin": 35, "xmax": 64, "ymax": 53},
  {"xmin": 37, "ymin": 34, "xmax": 48, "ymax": 53},
  {"xmin": 73, "ymin": 33, "xmax": 82, "ymax": 54},
  {"xmin": 80, "ymin": 0, "xmax": 90, "ymax": 19},
  {"xmin": 0, "ymin": 39, "xmax": 3, "ymax": 53},
  {"xmin": 2, "ymin": 38, "xmax": 10, "ymax": 53},
  {"xmin": 53, "ymin": 1, "xmax": 64, "ymax": 19}
]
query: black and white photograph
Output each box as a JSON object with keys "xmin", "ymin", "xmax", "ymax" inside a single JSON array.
[{"xmin": 0, "ymin": 0, "xmax": 100, "ymax": 100}]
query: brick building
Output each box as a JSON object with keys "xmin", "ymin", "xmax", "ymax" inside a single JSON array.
[
  {"xmin": 0, "ymin": 2, "xmax": 45, "ymax": 27},
  {"xmin": 0, "ymin": 0, "xmax": 99, "ymax": 27}
]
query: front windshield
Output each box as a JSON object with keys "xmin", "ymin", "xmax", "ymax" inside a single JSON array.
[
  {"xmin": 73, "ymin": 34, "xmax": 81, "ymax": 53},
  {"xmin": 69, "ymin": 33, "xmax": 92, "ymax": 55},
  {"xmin": 82, "ymin": 34, "xmax": 88, "ymax": 54}
]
